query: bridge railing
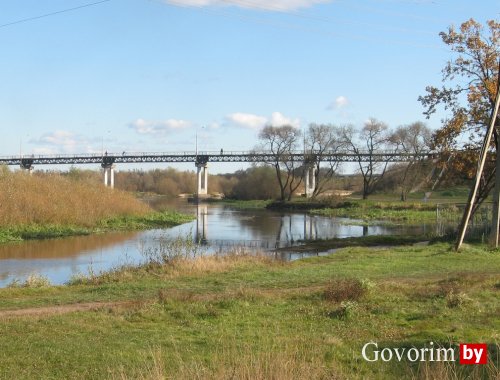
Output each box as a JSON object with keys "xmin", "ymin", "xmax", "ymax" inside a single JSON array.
[{"xmin": 0, "ymin": 150, "xmax": 438, "ymax": 166}]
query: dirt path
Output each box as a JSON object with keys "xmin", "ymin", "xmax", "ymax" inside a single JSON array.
[
  {"xmin": 0, "ymin": 300, "xmax": 143, "ymax": 319},
  {"xmin": 0, "ymin": 283, "xmax": 327, "ymax": 319}
]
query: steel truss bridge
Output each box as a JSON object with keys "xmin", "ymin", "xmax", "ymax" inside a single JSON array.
[{"xmin": 0, "ymin": 150, "xmax": 435, "ymax": 169}]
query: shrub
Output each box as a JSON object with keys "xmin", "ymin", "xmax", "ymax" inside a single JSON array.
[
  {"xmin": 8, "ymin": 274, "xmax": 51, "ymax": 288},
  {"xmin": 323, "ymin": 278, "xmax": 367, "ymax": 303},
  {"xmin": 445, "ymin": 291, "xmax": 472, "ymax": 309},
  {"xmin": 328, "ymin": 301, "xmax": 359, "ymax": 320}
]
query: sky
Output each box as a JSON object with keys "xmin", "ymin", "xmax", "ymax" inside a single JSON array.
[{"xmin": 0, "ymin": 0, "xmax": 497, "ymax": 173}]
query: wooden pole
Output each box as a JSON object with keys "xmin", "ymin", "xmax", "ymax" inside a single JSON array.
[
  {"xmin": 491, "ymin": 141, "xmax": 500, "ymax": 247},
  {"xmin": 455, "ymin": 68, "xmax": 500, "ymax": 250}
]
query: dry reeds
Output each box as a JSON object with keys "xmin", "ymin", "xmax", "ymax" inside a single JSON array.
[
  {"xmin": 323, "ymin": 278, "xmax": 367, "ymax": 303},
  {"xmin": 111, "ymin": 340, "xmax": 342, "ymax": 380},
  {"xmin": 164, "ymin": 254, "xmax": 273, "ymax": 277},
  {"xmin": 408, "ymin": 348, "xmax": 500, "ymax": 380},
  {"xmin": 0, "ymin": 169, "xmax": 150, "ymax": 227}
]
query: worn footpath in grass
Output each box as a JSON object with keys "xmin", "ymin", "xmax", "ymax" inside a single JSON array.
[{"xmin": 0, "ymin": 242, "xmax": 498, "ymax": 379}]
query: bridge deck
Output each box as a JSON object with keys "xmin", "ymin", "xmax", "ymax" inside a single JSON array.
[{"xmin": 0, "ymin": 150, "xmax": 432, "ymax": 166}]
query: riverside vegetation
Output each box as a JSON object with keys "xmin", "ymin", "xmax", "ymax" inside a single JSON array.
[
  {"xmin": 0, "ymin": 169, "xmax": 192, "ymax": 243},
  {"xmin": 0, "ymin": 240, "xmax": 498, "ymax": 379}
]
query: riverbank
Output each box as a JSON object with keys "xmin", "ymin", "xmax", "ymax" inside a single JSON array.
[
  {"xmin": 0, "ymin": 211, "xmax": 195, "ymax": 243},
  {"xmin": 0, "ymin": 242, "xmax": 497, "ymax": 379},
  {"xmin": 215, "ymin": 198, "xmax": 446, "ymax": 225},
  {"xmin": 284, "ymin": 234, "xmax": 445, "ymax": 253},
  {"xmin": 310, "ymin": 200, "xmax": 439, "ymax": 223},
  {"xmin": 0, "ymin": 171, "xmax": 194, "ymax": 243},
  {"xmin": 201, "ymin": 198, "xmax": 273, "ymax": 209}
]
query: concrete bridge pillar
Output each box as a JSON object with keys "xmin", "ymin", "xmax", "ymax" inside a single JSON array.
[
  {"xmin": 304, "ymin": 165, "xmax": 316, "ymax": 198},
  {"xmin": 20, "ymin": 166, "xmax": 34, "ymax": 175},
  {"xmin": 101, "ymin": 155, "xmax": 116, "ymax": 189},
  {"xmin": 102, "ymin": 165, "xmax": 115, "ymax": 188},
  {"xmin": 20, "ymin": 158, "xmax": 34, "ymax": 175},
  {"xmin": 196, "ymin": 164, "xmax": 208, "ymax": 196}
]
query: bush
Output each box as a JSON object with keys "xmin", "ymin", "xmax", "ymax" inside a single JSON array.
[
  {"xmin": 328, "ymin": 300, "xmax": 359, "ymax": 320},
  {"xmin": 8, "ymin": 274, "xmax": 51, "ymax": 288},
  {"xmin": 446, "ymin": 291, "xmax": 472, "ymax": 309},
  {"xmin": 323, "ymin": 278, "xmax": 367, "ymax": 303}
]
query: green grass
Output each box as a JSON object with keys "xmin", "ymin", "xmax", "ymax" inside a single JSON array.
[
  {"xmin": 0, "ymin": 211, "xmax": 194, "ymax": 243},
  {"xmin": 311, "ymin": 200, "xmax": 441, "ymax": 223},
  {"xmin": 289, "ymin": 234, "xmax": 444, "ymax": 252},
  {"xmin": 0, "ymin": 242, "xmax": 498, "ymax": 379},
  {"xmin": 348, "ymin": 187, "xmax": 471, "ymax": 204},
  {"xmin": 213, "ymin": 199, "xmax": 273, "ymax": 209}
]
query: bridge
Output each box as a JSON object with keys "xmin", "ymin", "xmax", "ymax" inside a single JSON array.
[{"xmin": 0, "ymin": 150, "xmax": 434, "ymax": 198}]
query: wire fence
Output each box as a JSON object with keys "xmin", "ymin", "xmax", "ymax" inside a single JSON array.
[{"xmin": 436, "ymin": 203, "xmax": 492, "ymax": 242}]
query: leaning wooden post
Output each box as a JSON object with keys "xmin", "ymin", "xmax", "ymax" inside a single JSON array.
[
  {"xmin": 455, "ymin": 71, "xmax": 500, "ymax": 250},
  {"xmin": 491, "ymin": 137, "xmax": 500, "ymax": 247}
]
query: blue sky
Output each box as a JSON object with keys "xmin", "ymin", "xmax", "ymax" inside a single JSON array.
[{"xmin": 0, "ymin": 0, "xmax": 497, "ymax": 173}]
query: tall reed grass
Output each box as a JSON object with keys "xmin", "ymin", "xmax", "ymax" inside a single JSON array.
[
  {"xmin": 0, "ymin": 168, "xmax": 150, "ymax": 227},
  {"xmin": 111, "ymin": 339, "xmax": 341, "ymax": 380}
]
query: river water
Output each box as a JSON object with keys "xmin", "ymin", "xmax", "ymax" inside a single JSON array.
[{"xmin": 0, "ymin": 199, "xmax": 437, "ymax": 287}]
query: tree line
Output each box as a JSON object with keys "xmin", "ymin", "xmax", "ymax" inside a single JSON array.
[{"xmin": 257, "ymin": 120, "xmax": 432, "ymax": 201}]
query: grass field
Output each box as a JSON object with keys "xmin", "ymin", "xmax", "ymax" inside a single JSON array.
[{"xmin": 0, "ymin": 241, "xmax": 498, "ymax": 379}]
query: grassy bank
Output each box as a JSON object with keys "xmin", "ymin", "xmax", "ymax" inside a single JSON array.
[
  {"xmin": 311, "ymin": 200, "xmax": 440, "ymax": 223},
  {"xmin": 0, "ymin": 212, "xmax": 194, "ymax": 243},
  {"xmin": 0, "ymin": 170, "xmax": 193, "ymax": 243},
  {"xmin": 288, "ymin": 234, "xmax": 445, "ymax": 252},
  {"xmin": 0, "ymin": 242, "xmax": 498, "ymax": 379},
  {"xmin": 204, "ymin": 198, "xmax": 273, "ymax": 209}
]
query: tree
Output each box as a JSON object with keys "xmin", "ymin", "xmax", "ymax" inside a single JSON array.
[
  {"xmin": 258, "ymin": 125, "xmax": 303, "ymax": 201},
  {"xmin": 389, "ymin": 122, "xmax": 432, "ymax": 201},
  {"xmin": 230, "ymin": 166, "xmax": 281, "ymax": 200},
  {"xmin": 418, "ymin": 19, "xmax": 499, "ymax": 212},
  {"xmin": 306, "ymin": 123, "xmax": 344, "ymax": 198},
  {"xmin": 341, "ymin": 118, "xmax": 393, "ymax": 199}
]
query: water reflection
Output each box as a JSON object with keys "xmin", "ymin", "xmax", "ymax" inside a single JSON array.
[
  {"xmin": 195, "ymin": 204, "xmax": 209, "ymax": 245},
  {"xmin": 0, "ymin": 232, "xmax": 138, "ymax": 260},
  {"xmin": 0, "ymin": 232, "xmax": 140, "ymax": 287},
  {"xmin": 0, "ymin": 199, "xmax": 439, "ymax": 287}
]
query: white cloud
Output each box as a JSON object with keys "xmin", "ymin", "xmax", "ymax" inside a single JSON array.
[
  {"xmin": 130, "ymin": 118, "xmax": 192, "ymax": 135},
  {"xmin": 225, "ymin": 111, "xmax": 300, "ymax": 130},
  {"xmin": 165, "ymin": 0, "xmax": 331, "ymax": 11},
  {"xmin": 207, "ymin": 122, "xmax": 221, "ymax": 130},
  {"xmin": 327, "ymin": 95, "xmax": 349, "ymax": 110},
  {"xmin": 31, "ymin": 130, "xmax": 95, "ymax": 154},
  {"xmin": 269, "ymin": 111, "xmax": 300, "ymax": 128},
  {"xmin": 32, "ymin": 146, "xmax": 57, "ymax": 155},
  {"xmin": 225, "ymin": 112, "xmax": 268, "ymax": 130}
]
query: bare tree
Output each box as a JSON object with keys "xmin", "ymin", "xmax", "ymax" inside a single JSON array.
[
  {"xmin": 341, "ymin": 119, "xmax": 393, "ymax": 199},
  {"xmin": 389, "ymin": 122, "xmax": 432, "ymax": 201},
  {"xmin": 258, "ymin": 125, "xmax": 303, "ymax": 201},
  {"xmin": 306, "ymin": 123, "xmax": 344, "ymax": 198}
]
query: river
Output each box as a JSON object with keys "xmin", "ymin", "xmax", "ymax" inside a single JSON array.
[{"xmin": 0, "ymin": 199, "xmax": 437, "ymax": 287}]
